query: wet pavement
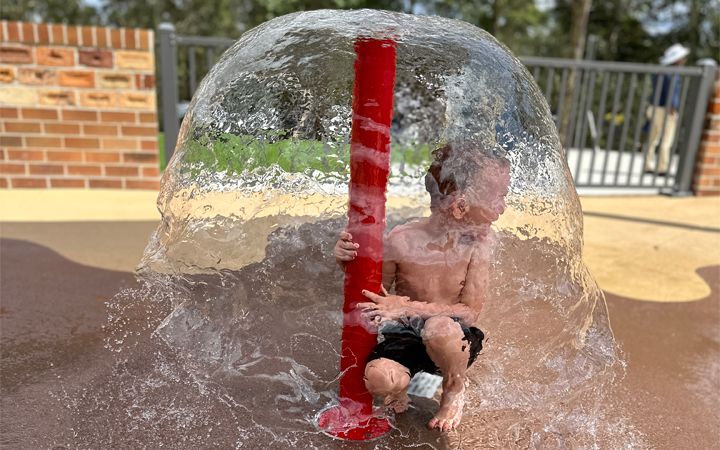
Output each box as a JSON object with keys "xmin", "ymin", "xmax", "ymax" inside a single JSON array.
[{"xmin": 1, "ymin": 218, "xmax": 718, "ymax": 449}]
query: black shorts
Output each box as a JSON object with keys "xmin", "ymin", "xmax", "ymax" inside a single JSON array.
[{"xmin": 366, "ymin": 316, "xmax": 485, "ymax": 377}]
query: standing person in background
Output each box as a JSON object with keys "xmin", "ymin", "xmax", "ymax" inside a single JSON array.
[{"xmin": 645, "ymin": 43, "xmax": 691, "ymax": 175}]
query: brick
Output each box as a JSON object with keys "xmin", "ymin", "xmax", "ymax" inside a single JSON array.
[
  {"xmin": 124, "ymin": 29, "xmax": 136, "ymax": 49},
  {"xmin": 127, "ymin": 179, "xmax": 160, "ymax": 189},
  {"xmin": 142, "ymin": 166, "xmax": 159, "ymax": 177},
  {"xmin": 38, "ymin": 89, "xmax": 77, "ymax": 107},
  {"xmin": 100, "ymin": 111, "xmax": 136, "ymax": 123},
  {"xmin": 135, "ymin": 74, "xmax": 155, "ymax": 90},
  {"xmin": 140, "ymin": 140, "xmax": 158, "ymax": 150},
  {"xmin": 26, "ymin": 136, "xmax": 62, "ymax": 147},
  {"xmin": 6, "ymin": 22, "xmax": 20, "ymax": 42},
  {"xmin": 0, "ymin": 67, "xmax": 14, "ymax": 83},
  {"xmin": 58, "ymin": 70, "xmax": 94, "ymax": 88},
  {"xmin": 65, "ymin": 137, "xmax": 99, "ymax": 148},
  {"xmin": 0, "ymin": 87, "xmax": 35, "ymax": 105},
  {"xmin": 0, "ymin": 136, "xmax": 22, "ymax": 146},
  {"xmin": 86, "ymin": 152, "xmax": 120, "ymax": 163},
  {"xmin": 106, "ymin": 165, "xmax": 139, "ymax": 177},
  {"xmin": 98, "ymin": 71, "xmax": 133, "ymax": 89},
  {"xmin": 0, "ymin": 45, "xmax": 33, "ymax": 63},
  {"xmin": 696, "ymin": 189, "xmax": 720, "ymax": 196},
  {"xmin": 44, "ymin": 123, "xmax": 81, "ymax": 134},
  {"xmin": 67, "ymin": 26, "xmax": 79, "ymax": 46},
  {"xmin": 68, "ymin": 164, "xmax": 102, "ymax": 175},
  {"xmin": 1, "ymin": 163, "xmax": 26, "ymax": 174},
  {"xmin": 50, "ymin": 24, "xmax": 64, "ymax": 45},
  {"xmin": 116, "ymin": 50, "xmax": 153, "ymax": 70},
  {"xmin": 4, "ymin": 121, "xmax": 41, "ymax": 133},
  {"xmin": 84, "ymin": 124, "xmax": 118, "ymax": 136},
  {"xmin": 121, "ymin": 125, "xmax": 157, "ymax": 137},
  {"xmin": 700, "ymin": 167, "xmax": 720, "ymax": 176},
  {"xmin": 118, "ymin": 92, "xmax": 155, "ymax": 110},
  {"xmin": 702, "ymin": 133, "xmax": 720, "ymax": 143},
  {"xmin": 138, "ymin": 112, "xmax": 157, "ymax": 124},
  {"xmin": 96, "ymin": 27, "xmax": 108, "ymax": 48},
  {"xmin": 36, "ymin": 47, "xmax": 75, "ymax": 66},
  {"xmin": 7, "ymin": 150, "xmax": 44, "ymax": 161},
  {"xmin": 90, "ymin": 179, "xmax": 122, "ymax": 188},
  {"xmin": 47, "ymin": 151, "xmax": 83, "ymax": 162},
  {"xmin": 0, "ymin": 149, "xmax": 4, "ymax": 161},
  {"xmin": 138, "ymin": 30, "xmax": 150, "ymax": 50},
  {"xmin": 18, "ymin": 67, "xmax": 57, "ymax": 85},
  {"xmin": 22, "ymin": 23, "xmax": 34, "ymax": 43},
  {"xmin": 12, "ymin": 178, "xmax": 47, "ymax": 188},
  {"xmin": 0, "ymin": 178, "xmax": 7, "ymax": 188},
  {"xmin": 110, "ymin": 29, "xmax": 122, "ymax": 48},
  {"xmin": 123, "ymin": 152, "xmax": 157, "ymax": 163},
  {"xmin": 78, "ymin": 50, "xmax": 112, "ymax": 68},
  {"xmin": 102, "ymin": 138, "xmax": 137, "ymax": 150},
  {"xmin": 21, "ymin": 108, "xmax": 57, "ymax": 120},
  {"xmin": 37, "ymin": 24, "xmax": 50, "ymax": 44},
  {"xmin": 51, "ymin": 178, "xmax": 86, "ymax": 188},
  {"xmin": 80, "ymin": 91, "xmax": 116, "ymax": 108},
  {"xmin": 710, "ymin": 101, "xmax": 720, "ymax": 115},
  {"xmin": 81, "ymin": 26, "xmax": 94, "ymax": 46},
  {"xmin": 29, "ymin": 163, "xmax": 64, "ymax": 175},
  {"xmin": 1, "ymin": 107, "xmax": 18, "ymax": 118},
  {"xmin": 61, "ymin": 109, "xmax": 97, "ymax": 121}
]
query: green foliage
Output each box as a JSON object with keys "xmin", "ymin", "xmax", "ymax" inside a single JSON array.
[{"xmin": 184, "ymin": 134, "xmax": 351, "ymax": 179}]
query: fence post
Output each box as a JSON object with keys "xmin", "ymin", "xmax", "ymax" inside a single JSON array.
[
  {"xmin": 159, "ymin": 23, "xmax": 179, "ymax": 166},
  {"xmin": 674, "ymin": 63, "xmax": 717, "ymax": 195}
]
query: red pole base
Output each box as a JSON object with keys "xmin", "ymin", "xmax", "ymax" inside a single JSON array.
[{"xmin": 317, "ymin": 405, "xmax": 392, "ymax": 440}]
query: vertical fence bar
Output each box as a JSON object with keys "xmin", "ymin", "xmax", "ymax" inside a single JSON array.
[
  {"xmin": 565, "ymin": 69, "xmax": 583, "ymax": 153},
  {"xmin": 665, "ymin": 76, "xmax": 691, "ymax": 188},
  {"xmin": 188, "ymin": 45, "xmax": 197, "ymax": 98},
  {"xmin": 627, "ymin": 74, "xmax": 651, "ymax": 186},
  {"xmin": 675, "ymin": 64, "xmax": 717, "ymax": 194},
  {"xmin": 556, "ymin": 68, "xmax": 569, "ymax": 128},
  {"xmin": 574, "ymin": 70, "xmax": 596, "ymax": 185},
  {"xmin": 544, "ymin": 67, "xmax": 555, "ymax": 103},
  {"xmin": 589, "ymin": 71, "xmax": 610, "ymax": 185},
  {"xmin": 614, "ymin": 72, "xmax": 637, "ymax": 185},
  {"xmin": 533, "ymin": 66, "xmax": 541, "ymax": 81},
  {"xmin": 159, "ymin": 22, "xmax": 180, "ymax": 165},
  {"xmin": 602, "ymin": 72, "xmax": 624, "ymax": 184},
  {"xmin": 206, "ymin": 46, "xmax": 215, "ymax": 69}
]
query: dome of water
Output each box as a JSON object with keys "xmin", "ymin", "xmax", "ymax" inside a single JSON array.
[{"xmin": 71, "ymin": 9, "xmax": 632, "ymax": 449}]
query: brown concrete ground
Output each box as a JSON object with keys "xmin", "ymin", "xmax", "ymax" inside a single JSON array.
[{"xmin": 0, "ymin": 191, "xmax": 718, "ymax": 449}]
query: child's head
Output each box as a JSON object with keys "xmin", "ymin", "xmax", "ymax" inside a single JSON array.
[{"xmin": 424, "ymin": 141, "xmax": 511, "ymax": 224}]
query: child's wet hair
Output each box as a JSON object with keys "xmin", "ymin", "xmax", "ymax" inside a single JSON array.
[{"xmin": 424, "ymin": 141, "xmax": 510, "ymax": 212}]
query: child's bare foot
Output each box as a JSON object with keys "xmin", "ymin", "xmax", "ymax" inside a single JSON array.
[
  {"xmin": 428, "ymin": 386, "xmax": 465, "ymax": 431},
  {"xmin": 384, "ymin": 391, "xmax": 411, "ymax": 413}
]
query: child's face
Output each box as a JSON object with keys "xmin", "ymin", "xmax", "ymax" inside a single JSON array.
[{"xmin": 459, "ymin": 164, "xmax": 510, "ymax": 224}]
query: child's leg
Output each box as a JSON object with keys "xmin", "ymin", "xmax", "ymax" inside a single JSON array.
[
  {"xmin": 421, "ymin": 316, "xmax": 470, "ymax": 431},
  {"xmin": 364, "ymin": 358, "xmax": 412, "ymax": 413}
]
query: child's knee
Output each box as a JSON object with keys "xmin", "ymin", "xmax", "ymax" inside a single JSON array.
[
  {"xmin": 364, "ymin": 359, "xmax": 410, "ymax": 394},
  {"xmin": 422, "ymin": 316, "xmax": 463, "ymax": 341}
]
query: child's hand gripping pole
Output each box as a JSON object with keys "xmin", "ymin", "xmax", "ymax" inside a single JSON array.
[{"xmin": 317, "ymin": 36, "xmax": 396, "ymax": 440}]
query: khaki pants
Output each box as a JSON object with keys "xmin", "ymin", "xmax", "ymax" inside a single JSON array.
[{"xmin": 645, "ymin": 106, "xmax": 678, "ymax": 173}]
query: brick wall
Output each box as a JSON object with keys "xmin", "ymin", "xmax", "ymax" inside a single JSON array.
[
  {"xmin": 692, "ymin": 67, "xmax": 720, "ymax": 196},
  {"xmin": 0, "ymin": 21, "xmax": 159, "ymax": 189}
]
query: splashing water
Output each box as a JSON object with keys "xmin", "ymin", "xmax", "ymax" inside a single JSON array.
[{"xmin": 27, "ymin": 10, "xmax": 648, "ymax": 449}]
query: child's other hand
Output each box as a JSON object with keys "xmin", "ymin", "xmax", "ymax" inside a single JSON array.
[
  {"xmin": 334, "ymin": 231, "xmax": 359, "ymax": 264},
  {"xmin": 359, "ymin": 286, "xmax": 410, "ymax": 325}
]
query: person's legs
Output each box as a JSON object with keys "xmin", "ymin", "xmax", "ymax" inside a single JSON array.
[
  {"xmin": 364, "ymin": 358, "xmax": 412, "ymax": 412},
  {"xmin": 645, "ymin": 106, "xmax": 666, "ymax": 171},
  {"xmin": 657, "ymin": 112, "xmax": 678, "ymax": 174},
  {"xmin": 421, "ymin": 316, "xmax": 470, "ymax": 431}
]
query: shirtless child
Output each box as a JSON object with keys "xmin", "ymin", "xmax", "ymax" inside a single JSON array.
[{"xmin": 334, "ymin": 141, "xmax": 511, "ymax": 432}]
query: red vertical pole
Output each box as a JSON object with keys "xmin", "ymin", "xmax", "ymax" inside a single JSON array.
[{"xmin": 317, "ymin": 37, "xmax": 396, "ymax": 440}]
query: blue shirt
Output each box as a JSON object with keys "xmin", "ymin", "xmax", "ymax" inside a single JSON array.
[{"xmin": 650, "ymin": 74, "xmax": 681, "ymax": 109}]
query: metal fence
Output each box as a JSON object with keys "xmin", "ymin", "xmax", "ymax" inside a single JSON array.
[{"xmin": 159, "ymin": 23, "xmax": 716, "ymax": 195}]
